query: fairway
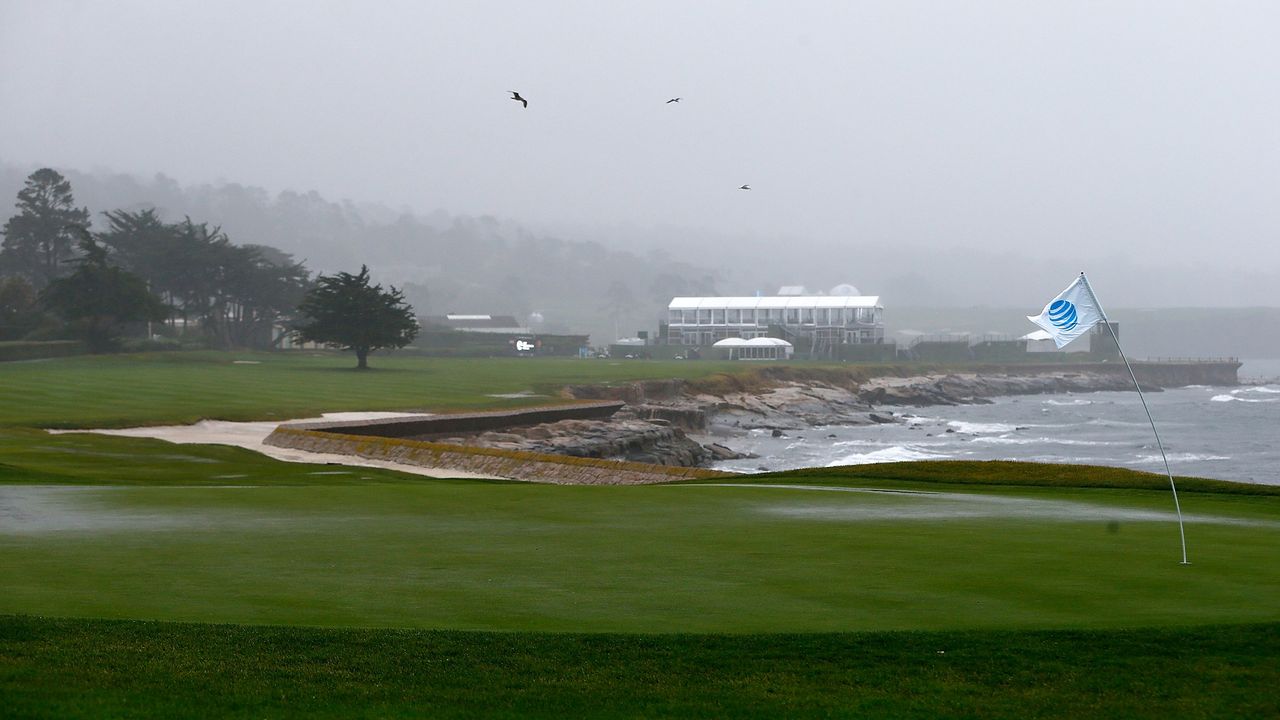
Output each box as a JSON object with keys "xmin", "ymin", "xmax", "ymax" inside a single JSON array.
[
  {"xmin": 0, "ymin": 352, "xmax": 744, "ymax": 428},
  {"xmin": 3, "ymin": 470, "xmax": 1278, "ymax": 633}
]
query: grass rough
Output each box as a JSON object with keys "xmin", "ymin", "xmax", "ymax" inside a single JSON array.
[{"xmin": 3, "ymin": 615, "xmax": 1278, "ymax": 719}]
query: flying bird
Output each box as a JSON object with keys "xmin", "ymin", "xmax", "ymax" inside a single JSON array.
[
  {"xmin": 739, "ymin": 185, "xmax": 751, "ymax": 190},
  {"xmin": 666, "ymin": 97, "xmax": 681, "ymax": 104},
  {"xmin": 509, "ymin": 91, "xmax": 527, "ymax": 108}
]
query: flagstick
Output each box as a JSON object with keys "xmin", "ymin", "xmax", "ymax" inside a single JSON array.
[{"xmin": 1079, "ymin": 272, "xmax": 1189, "ymax": 565}]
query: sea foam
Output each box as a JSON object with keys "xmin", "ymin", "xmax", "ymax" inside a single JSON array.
[{"xmin": 825, "ymin": 445, "xmax": 948, "ymax": 466}]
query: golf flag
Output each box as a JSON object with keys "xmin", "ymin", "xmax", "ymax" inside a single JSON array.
[{"xmin": 1027, "ymin": 275, "xmax": 1103, "ymax": 349}]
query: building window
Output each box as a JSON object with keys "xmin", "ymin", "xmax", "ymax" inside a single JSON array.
[
  {"xmin": 698, "ymin": 309, "xmax": 711, "ymax": 324},
  {"xmin": 785, "ymin": 308, "xmax": 799, "ymax": 324},
  {"xmin": 712, "ymin": 309, "xmax": 725, "ymax": 324},
  {"xmin": 669, "ymin": 310, "xmax": 682, "ymax": 325},
  {"xmin": 727, "ymin": 309, "xmax": 740, "ymax": 324}
]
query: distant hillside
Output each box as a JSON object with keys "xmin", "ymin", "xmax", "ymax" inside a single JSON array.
[{"xmin": 0, "ymin": 164, "xmax": 716, "ymax": 343}]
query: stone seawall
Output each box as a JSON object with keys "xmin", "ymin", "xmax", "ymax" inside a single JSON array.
[
  {"xmin": 264, "ymin": 426, "xmax": 734, "ymax": 485},
  {"xmin": 286, "ymin": 401, "xmax": 627, "ymax": 439}
]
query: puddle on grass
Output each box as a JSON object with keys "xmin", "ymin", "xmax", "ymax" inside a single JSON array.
[
  {"xmin": 33, "ymin": 445, "xmax": 222, "ymax": 464},
  {"xmin": 0, "ymin": 486, "xmax": 261, "ymax": 535},
  {"xmin": 682, "ymin": 483, "xmax": 1280, "ymax": 527}
]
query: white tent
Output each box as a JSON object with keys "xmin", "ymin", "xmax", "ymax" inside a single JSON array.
[
  {"xmin": 713, "ymin": 337, "xmax": 793, "ymax": 360},
  {"xmin": 1022, "ymin": 328, "xmax": 1060, "ymax": 353}
]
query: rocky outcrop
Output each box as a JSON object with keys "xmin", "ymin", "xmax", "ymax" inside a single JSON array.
[
  {"xmin": 855, "ymin": 372, "xmax": 1140, "ymax": 406},
  {"xmin": 438, "ymin": 417, "xmax": 712, "ymax": 467},
  {"xmin": 288, "ymin": 367, "xmax": 1221, "ymax": 474},
  {"xmin": 264, "ymin": 426, "xmax": 731, "ymax": 485},
  {"xmin": 626, "ymin": 370, "xmax": 1168, "ymax": 435}
]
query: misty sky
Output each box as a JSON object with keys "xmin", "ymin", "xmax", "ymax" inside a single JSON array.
[{"xmin": 3, "ymin": 1, "xmax": 1279, "ymax": 304}]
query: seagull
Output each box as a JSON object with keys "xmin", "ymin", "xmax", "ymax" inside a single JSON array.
[
  {"xmin": 739, "ymin": 184, "xmax": 751, "ymax": 190},
  {"xmin": 666, "ymin": 97, "xmax": 681, "ymax": 104},
  {"xmin": 509, "ymin": 91, "xmax": 527, "ymax": 108}
]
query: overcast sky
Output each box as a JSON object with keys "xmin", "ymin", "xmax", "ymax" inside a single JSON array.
[{"xmin": 2, "ymin": 1, "xmax": 1278, "ymax": 303}]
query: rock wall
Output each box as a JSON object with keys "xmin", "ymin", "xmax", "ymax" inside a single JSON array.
[
  {"xmin": 264, "ymin": 427, "xmax": 734, "ymax": 485},
  {"xmin": 286, "ymin": 401, "xmax": 626, "ymax": 439}
]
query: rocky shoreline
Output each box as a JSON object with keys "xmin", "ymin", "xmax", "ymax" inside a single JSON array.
[{"xmin": 448, "ymin": 369, "xmax": 1161, "ymax": 468}]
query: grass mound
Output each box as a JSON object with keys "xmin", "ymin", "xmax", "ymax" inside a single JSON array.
[{"xmin": 754, "ymin": 459, "xmax": 1280, "ymax": 496}]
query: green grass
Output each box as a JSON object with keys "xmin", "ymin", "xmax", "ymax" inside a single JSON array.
[
  {"xmin": 2, "ymin": 455, "xmax": 1277, "ymax": 633},
  {"xmin": 4, "ymin": 351, "xmax": 1277, "ymax": 715},
  {"xmin": 754, "ymin": 460, "xmax": 1280, "ymax": 496},
  {"xmin": 0, "ymin": 351, "xmax": 744, "ymax": 428},
  {"xmin": 4, "ymin": 615, "xmax": 1278, "ymax": 719}
]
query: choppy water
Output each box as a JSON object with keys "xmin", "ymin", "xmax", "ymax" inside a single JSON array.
[{"xmin": 712, "ymin": 359, "xmax": 1280, "ymax": 485}]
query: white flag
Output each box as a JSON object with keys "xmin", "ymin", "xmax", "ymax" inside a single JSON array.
[{"xmin": 1027, "ymin": 275, "xmax": 1103, "ymax": 349}]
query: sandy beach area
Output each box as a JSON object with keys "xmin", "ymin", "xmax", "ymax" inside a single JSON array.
[{"xmin": 49, "ymin": 412, "xmax": 504, "ymax": 480}]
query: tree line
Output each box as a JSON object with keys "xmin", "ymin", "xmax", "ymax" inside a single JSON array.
[{"xmin": 0, "ymin": 168, "xmax": 416, "ymax": 365}]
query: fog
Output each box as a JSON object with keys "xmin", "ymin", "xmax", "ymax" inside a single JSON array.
[{"xmin": 3, "ymin": 1, "xmax": 1279, "ymax": 308}]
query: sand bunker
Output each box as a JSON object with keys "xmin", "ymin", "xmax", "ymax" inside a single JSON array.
[{"xmin": 49, "ymin": 412, "xmax": 502, "ymax": 480}]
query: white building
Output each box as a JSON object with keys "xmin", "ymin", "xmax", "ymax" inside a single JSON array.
[{"xmin": 666, "ymin": 294, "xmax": 884, "ymax": 348}]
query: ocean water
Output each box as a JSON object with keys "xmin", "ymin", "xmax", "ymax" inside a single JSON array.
[{"xmin": 711, "ymin": 359, "xmax": 1280, "ymax": 485}]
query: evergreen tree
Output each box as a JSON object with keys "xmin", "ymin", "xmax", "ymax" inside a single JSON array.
[
  {"xmin": 0, "ymin": 169, "xmax": 91, "ymax": 287},
  {"xmin": 0, "ymin": 275, "xmax": 39, "ymax": 340},
  {"xmin": 41, "ymin": 231, "xmax": 167, "ymax": 352},
  {"xmin": 294, "ymin": 265, "xmax": 417, "ymax": 369}
]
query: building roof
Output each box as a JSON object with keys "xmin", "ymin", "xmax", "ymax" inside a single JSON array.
[
  {"xmin": 421, "ymin": 314, "xmax": 529, "ymax": 333},
  {"xmin": 669, "ymin": 296, "xmax": 881, "ymax": 310},
  {"xmin": 713, "ymin": 337, "xmax": 793, "ymax": 348}
]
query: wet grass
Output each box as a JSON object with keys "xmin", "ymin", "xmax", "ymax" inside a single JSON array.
[
  {"xmin": 0, "ymin": 351, "xmax": 743, "ymax": 428},
  {"xmin": 4, "ymin": 350, "xmax": 1276, "ymax": 715},
  {"xmin": 3, "ymin": 615, "xmax": 1278, "ymax": 719},
  {"xmin": 2, "ymin": 472, "xmax": 1277, "ymax": 633},
  {"xmin": 760, "ymin": 460, "xmax": 1280, "ymax": 496}
]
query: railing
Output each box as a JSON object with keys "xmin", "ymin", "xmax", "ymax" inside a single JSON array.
[{"xmin": 907, "ymin": 334, "xmax": 971, "ymax": 348}]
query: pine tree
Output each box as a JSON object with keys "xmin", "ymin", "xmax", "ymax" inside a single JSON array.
[
  {"xmin": 294, "ymin": 265, "xmax": 417, "ymax": 369},
  {"xmin": 0, "ymin": 169, "xmax": 91, "ymax": 287},
  {"xmin": 40, "ymin": 232, "xmax": 168, "ymax": 352}
]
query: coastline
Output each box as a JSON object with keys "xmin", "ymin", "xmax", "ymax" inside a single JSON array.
[{"xmin": 553, "ymin": 366, "xmax": 1234, "ymax": 466}]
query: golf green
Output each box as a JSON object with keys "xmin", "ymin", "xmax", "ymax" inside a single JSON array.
[{"xmin": 3, "ymin": 473, "xmax": 1277, "ymax": 633}]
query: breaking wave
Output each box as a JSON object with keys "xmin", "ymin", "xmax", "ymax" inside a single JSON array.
[
  {"xmin": 946, "ymin": 420, "xmax": 1020, "ymax": 434},
  {"xmin": 970, "ymin": 436, "xmax": 1124, "ymax": 447},
  {"xmin": 825, "ymin": 445, "xmax": 949, "ymax": 466},
  {"xmin": 1129, "ymin": 453, "xmax": 1231, "ymax": 464}
]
